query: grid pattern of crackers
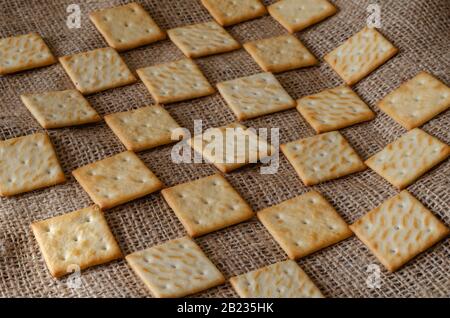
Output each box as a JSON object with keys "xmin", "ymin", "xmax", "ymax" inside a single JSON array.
[{"xmin": 0, "ymin": 0, "xmax": 449, "ymax": 298}]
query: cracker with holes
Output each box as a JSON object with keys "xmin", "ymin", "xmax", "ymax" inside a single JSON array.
[
  {"xmin": 297, "ymin": 86, "xmax": 375, "ymax": 133},
  {"xmin": 244, "ymin": 34, "xmax": 317, "ymax": 73},
  {"xmin": 268, "ymin": 0, "xmax": 337, "ymax": 33},
  {"xmin": 59, "ymin": 47, "xmax": 136, "ymax": 95},
  {"xmin": 136, "ymin": 59, "xmax": 214, "ymax": 104},
  {"xmin": 126, "ymin": 236, "xmax": 225, "ymax": 297},
  {"xmin": 378, "ymin": 72, "xmax": 450, "ymax": 130},
  {"xmin": 20, "ymin": 89, "xmax": 101, "ymax": 129},
  {"xmin": 281, "ymin": 131, "xmax": 366, "ymax": 186},
  {"xmin": 201, "ymin": 0, "xmax": 267, "ymax": 26},
  {"xmin": 31, "ymin": 205, "xmax": 122, "ymax": 278},
  {"xmin": 230, "ymin": 260, "xmax": 323, "ymax": 298},
  {"xmin": 188, "ymin": 122, "xmax": 274, "ymax": 173},
  {"xmin": 350, "ymin": 191, "xmax": 449, "ymax": 272},
  {"xmin": 258, "ymin": 191, "xmax": 352, "ymax": 259},
  {"xmin": 105, "ymin": 105, "xmax": 180, "ymax": 152},
  {"xmin": 72, "ymin": 151, "xmax": 163, "ymax": 209},
  {"xmin": 161, "ymin": 174, "xmax": 253, "ymax": 237},
  {"xmin": 90, "ymin": 2, "xmax": 165, "ymax": 52},
  {"xmin": 324, "ymin": 27, "xmax": 398, "ymax": 86},
  {"xmin": 0, "ymin": 133, "xmax": 65, "ymax": 196},
  {"xmin": 0, "ymin": 33, "xmax": 56, "ymax": 75},
  {"xmin": 167, "ymin": 21, "xmax": 240, "ymax": 58},
  {"xmin": 365, "ymin": 128, "xmax": 449, "ymax": 189},
  {"xmin": 217, "ymin": 72, "xmax": 295, "ymax": 120}
]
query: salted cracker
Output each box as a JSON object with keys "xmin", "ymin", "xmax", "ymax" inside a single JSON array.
[
  {"xmin": 230, "ymin": 260, "xmax": 323, "ymax": 298},
  {"xmin": 105, "ymin": 105, "xmax": 180, "ymax": 152},
  {"xmin": 365, "ymin": 128, "xmax": 449, "ymax": 189},
  {"xmin": 350, "ymin": 191, "xmax": 449, "ymax": 272},
  {"xmin": 167, "ymin": 21, "xmax": 240, "ymax": 58},
  {"xmin": 0, "ymin": 133, "xmax": 65, "ymax": 196},
  {"xmin": 297, "ymin": 86, "xmax": 375, "ymax": 133},
  {"xmin": 187, "ymin": 122, "xmax": 274, "ymax": 173},
  {"xmin": 268, "ymin": 0, "xmax": 337, "ymax": 33},
  {"xmin": 324, "ymin": 27, "xmax": 398, "ymax": 86},
  {"xmin": 126, "ymin": 236, "xmax": 225, "ymax": 297},
  {"xmin": 258, "ymin": 191, "xmax": 352, "ymax": 259},
  {"xmin": 378, "ymin": 72, "xmax": 450, "ymax": 130},
  {"xmin": 0, "ymin": 33, "xmax": 56, "ymax": 75},
  {"xmin": 161, "ymin": 174, "xmax": 253, "ymax": 237},
  {"xmin": 217, "ymin": 72, "xmax": 295, "ymax": 120},
  {"xmin": 89, "ymin": 2, "xmax": 165, "ymax": 52},
  {"xmin": 281, "ymin": 131, "xmax": 366, "ymax": 186},
  {"xmin": 31, "ymin": 205, "xmax": 122, "ymax": 278},
  {"xmin": 72, "ymin": 151, "xmax": 163, "ymax": 209},
  {"xmin": 59, "ymin": 47, "xmax": 136, "ymax": 95},
  {"xmin": 136, "ymin": 59, "xmax": 214, "ymax": 104},
  {"xmin": 201, "ymin": 0, "xmax": 267, "ymax": 26},
  {"xmin": 244, "ymin": 34, "xmax": 317, "ymax": 73},
  {"xmin": 20, "ymin": 89, "xmax": 101, "ymax": 129}
]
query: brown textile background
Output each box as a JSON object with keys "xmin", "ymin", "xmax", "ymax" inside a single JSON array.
[{"xmin": 0, "ymin": 0, "xmax": 449, "ymax": 298}]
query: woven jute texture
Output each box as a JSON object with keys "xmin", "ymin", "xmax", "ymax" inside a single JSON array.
[{"xmin": 0, "ymin": 0, "xmax": 449, "ymax": 298}]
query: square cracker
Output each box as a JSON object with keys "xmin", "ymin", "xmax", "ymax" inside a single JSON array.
[
  {"xmin": 0, "ymin": 33, "xmax": 56, "ymax": 75},
  {"xmin": 72, "ymin": 151, "xmax": 163, "ymax": 210},
  {"xmin": 167, "ymin": 21, "xmax": 240, "ymax": 58},
  {"xmin": 350, "ymin": 191, "xmax": 449, "ymax": 272},
  {"xmin": 126, "ymin": 236, "xmax": 225, "ymax": 297},
  {"xmin": 378, "ymin": 72, "xmax": 450, "ymax": 130},
  {"xmin": 0, "ymin": 133, "xmax": 65, "ymax": 196},
  {"xmin": 268, "ymin": 0, "xmax": 337, "ymax": 33},
  {"xmin": 20, "ymin": 89, "xmax": 101, "ymax": 129},
  {"xmin": 244, "ymin": 34, "xmax": 318, "ymax": 73},
  {"xmin": 281, "ymin": 131, "xmax": 366, "ymax": 186},
  {"xmin": 324, "ymin": 27, "xmax": 398, "ymax": 86},
  {"xmin": 365, "ymin": 128, "xmax": 449, "ymax": 189},
  {"xmin": 188, "ymin": 122, "xmax": 274, "ymax": 173},
  {"xmin": 201, "ymin": 0, "xmax": 267, "ymax": 26},
  {"xmin": 230, "ymin": 260, "xmax": 323, "ymax": 298},
  {"xmin": 105, "ymin": 105, "xmax": 180, "ymax": 152},
  {"xmin": 31, "ymin": 205, "xmax": 122, "ymax": 278},
  {"xmin": 161, "ymin": 174, "xmax": 253, "ymax": 237},
  {"xmin": 89, "ymin": 2, "xmax": 165, "ymax": 52},
  {"xmin": 297, "ymin": 86, "xmax": 375, "ymax": 133},
  {"xmin": 258, "ymin": 191, "xmax": 352, "ymax": 259},
  {"xmin": 217, "ymin": 72, "xmax": 295, "ymax": 121},
  {"xmin": 136, "ymin": 59, "xmax": 214, "ymax": 104},
  {"xmin": 59, "ymin": 47, "xmax": 136, "ymax": 95}
]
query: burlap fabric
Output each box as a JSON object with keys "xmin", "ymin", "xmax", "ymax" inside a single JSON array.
[{"xmin": 0, "ymin": 0, "xmax": 448, "ymax": 298}]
